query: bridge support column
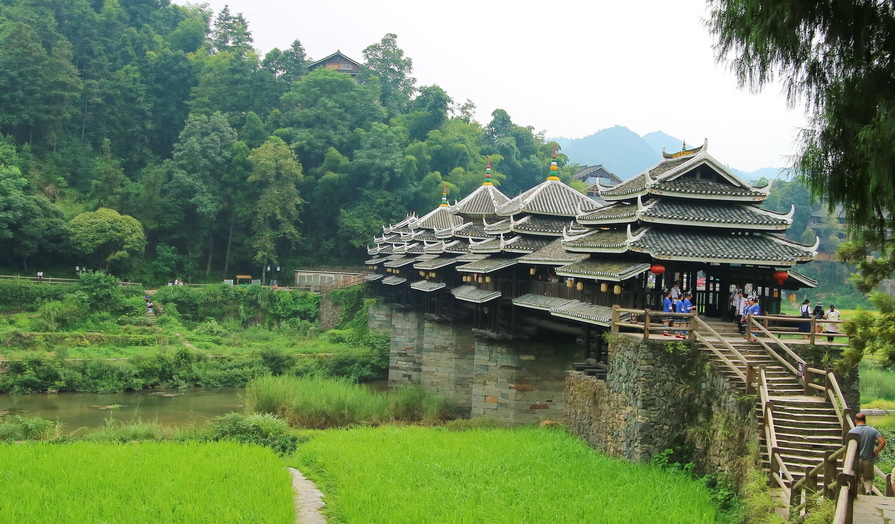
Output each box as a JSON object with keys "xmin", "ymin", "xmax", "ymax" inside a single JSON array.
[
  {"xmin": 421, "ymin": 320, "xmax": 475, "ymax": 417},
  {"xmin": 388, "ymin": 308, "xmax": 424, "ymax": 388},
  {"xmin": 471, "ymin": 338, "xmax": 582, "ymax": 424}
]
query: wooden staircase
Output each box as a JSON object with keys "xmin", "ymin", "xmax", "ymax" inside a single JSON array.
[{"xmin": 694, "ymin": 319, "xmax": 845, "ymax": 493}]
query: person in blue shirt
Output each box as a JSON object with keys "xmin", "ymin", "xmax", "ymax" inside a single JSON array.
[
  {"xmin": 744, "ymin": 297, "xmax": 761, "ymax": 342},
  {"xmin": 662, "ymin": 290, "xmax": 673, "ymax": 337},
  {"xmin": 676, "ymin": 292, "xmax": 694, "ymax": 338}
]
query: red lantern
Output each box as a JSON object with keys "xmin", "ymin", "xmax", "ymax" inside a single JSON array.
[
  {"xmin": 650, "ymin": 264, "xmax": 666, "ymax": 275},
  {"xmin": 773, "ymin": 270, "xmax": 788, "ymax": 285}
]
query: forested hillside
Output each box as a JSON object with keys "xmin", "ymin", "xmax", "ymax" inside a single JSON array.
[{"xmin": 0, "ymin": 0, "xmax": 580, "ymax": 283}]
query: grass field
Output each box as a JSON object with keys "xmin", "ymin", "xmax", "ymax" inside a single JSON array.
[
  {"xmin": 294, "ymin": 425, "xmax": 719, "ymax": 523},
  {"xmin": 0, "ymin": 441, "xmax": 294, "ymax": 523}
]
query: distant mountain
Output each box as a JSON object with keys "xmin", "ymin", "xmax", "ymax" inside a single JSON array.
[
  {"xmin": 554, "ymin": 126, "xmax": 785, "ymax": 181},
  {"xmin": 554, "ymin": 126, "xmax": 660, "ymax": 178}
]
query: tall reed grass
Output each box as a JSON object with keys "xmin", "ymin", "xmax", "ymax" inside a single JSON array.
[
  {"xmin": 245, "ymin": 375, "xmax": 454, "ymax": 428},
  {"xmin": 296, "ymin": 425, "xmax": 717, "ymax": 523},
  {"xmin": 0, "ymin": 441, "xmax": 294, "ymax": 522},
  {"xmin": 860, "ymin": 360, "xmax": 895, "ymax": 405}
]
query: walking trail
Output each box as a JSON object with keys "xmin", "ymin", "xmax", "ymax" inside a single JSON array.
[{"xmin": 289, "ymin": 467, "xmax": 326, "ymax": 523}]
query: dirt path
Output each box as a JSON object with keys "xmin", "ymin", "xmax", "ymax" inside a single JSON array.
[{"xmin": 289, "ymin": 467, "xmax": 326, "ymax": 523}]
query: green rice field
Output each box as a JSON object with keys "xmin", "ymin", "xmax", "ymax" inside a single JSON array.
[
  {"xmin": 0, "ymin": 441, "xmax": 294, "ymax": 523},
  {"xmin": 295, "ymin": 425, "xmax": 718, "ymax": 523}
]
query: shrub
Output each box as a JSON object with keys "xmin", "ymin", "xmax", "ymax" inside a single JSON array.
[
  {"xmin": 0, "ymin": 416, "xmax": 61, "ymax": 441},
  {"xmin": 33, "ymin": 292, "xmax": 89, "ymax": 331},
  {"xmin": 78, "ymin": 271, "xmax": 127, "ymax": 313},
  {"xmin": 211, "ymin": 412, "xmax": 300, "ymax": 455}
]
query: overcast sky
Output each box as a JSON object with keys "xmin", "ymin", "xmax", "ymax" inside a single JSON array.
[{"xmin": 183, "ymin": 0, "xmax": 807, "ymax": 172}]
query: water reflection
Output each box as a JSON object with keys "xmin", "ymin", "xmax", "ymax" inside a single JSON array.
[{"xmin": 0, "ymin": 388, "xmax": 245, "ymax": 431}]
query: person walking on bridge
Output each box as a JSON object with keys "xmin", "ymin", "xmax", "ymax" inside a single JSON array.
[{"xmin": 848, "ymin": 413, "xmax": 886, "ymax": 495}]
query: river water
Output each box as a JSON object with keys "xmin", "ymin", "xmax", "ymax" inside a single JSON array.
[
  {"xmin": 0, "ymin": 388, "xmax": 246, "ymax": 432},
  {"xmin": 0, "ymin": 380, "xmax": 390, "ymax": 432}
]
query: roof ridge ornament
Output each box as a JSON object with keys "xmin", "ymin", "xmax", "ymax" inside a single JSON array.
[
  {"xmin": 547, "ymin": 143, "xmax": 560, "ymax": 181},
  {"xmin": 562, "ymin": 225, "xmax": 592, "ymax": 242},
  {"xmin": 484, "ymin": 157, "xmax": 493, "ymax": 186}
]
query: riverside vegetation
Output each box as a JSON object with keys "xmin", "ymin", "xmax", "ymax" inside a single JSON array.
[{"xmin": 0, "ymin": 276, "xmax": 386, "ymax": 393}]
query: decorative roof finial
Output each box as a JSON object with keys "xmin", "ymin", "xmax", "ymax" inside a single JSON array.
[
  {"xmin": 547, "ymin": 142, "xmax": 560, "ymax": 181},
  {"xmin": 440, "ymin": 183, "xmax": 448, "ymax": 207},
  {"xmin": 682, "ymin": 140, "xmax": 687, "ymax": 151},
  {"xmin": 484, "ymin": 157, "xmax": 493, "ymax": 186}
]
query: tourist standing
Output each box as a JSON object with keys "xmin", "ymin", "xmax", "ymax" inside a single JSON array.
[
  {"xmin": 848, "ymin": 413, "xmax": 886, "ymax": 495},
  {"xmin": 36, "ymin": 271, "xmax": 43, "ymax": 282},
  {"xmin": 812, "ymin": 304, "xmax": 825, "ymax": 334},
  {"xmin": 799, "ymin": 299, "xmax": 812, "ymax": 336},
  {"xmin": 670, "ymin": 280, "xmax": 682, "ymax": 300},
  {"xmin": 662, "ymin": 290, "xmax": 674, "ymax": 337},
  {"xmin": 825, "ymin": 305, "xmax": 841, "ymax": 343},
  {"xmin": 729, "ymin": 285, "xmax": 742, "ymax": 322},
  {"xmin": 737, "ymin": 292, "xmax": 748, "ymax": 335},
  {"xmin": 676, "ymin": 292, "xmax": 694, "ymax": 338}
]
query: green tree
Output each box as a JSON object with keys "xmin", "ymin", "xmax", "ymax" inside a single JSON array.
[
  {"xmin": 362, "ymin": 33, "xmax": 416, "ymax": 116},
  {"xmin": 68, "ymin": 208, "xmax": 146, "ymax": 272},
  {"xmin": 247, "ymin": 136, "xmax": 303, "ymax": 276},
  {"xmin": 708, "ymin": 0, "xmax": 895, "ymax": 289}
]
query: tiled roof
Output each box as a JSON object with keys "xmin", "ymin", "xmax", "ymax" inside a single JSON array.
[
  {"xmin": 563, "ymin": 227, "xmax": 634, "ymax": 253},
  {"xmin": 365, "ymin": 256, "xmax": 390, "ymax": 265},
  {"xmin": 652, "ymin": 177, "xmax": 769, "ymax": 200},
  {"xmin": 576, "ymin": 202, "xmax": 638, "ymax": 224},
  {"xmin": 628, "ymin": 229, "xmax": 816, "ymax": 264},
  {"xmin": 382, "ymin": 276, "xmax": 406, "ymax": 285},
  {"xmin": 451, "ymin": 285, "xmax": 501, "ymax": 303},
  {"xmin": 413, "ymin": 257, "xmax": 460, "ymax": 270},
  {"xmin": 469, "ymin": 236, "xmax": 503, "ymax": 254},
  {"xmin": 384, "ymin": 256, "xmax": 417, "ymax": 268},
  {"xmin": 443, "ymin": 240, "xmax": 470, "ymax": 254},
  {"xmin": 512, "ymin": 294, "xmax": 574, "ymax": 311},
  {"xmin": 456, "ymin": 256, "xmax": 518, "ymax": 274},
  {"xmin": 455, "ymin": 253, "xmax": 488, "ymax": 263},
  {"xmin": 517, "ymin": 239, "xmax": 589, "ymax": 265},
  {"xmin": 410, "ymin": 281, "xmax": 446, "ymax": 292},
  {"xmin": 449, "ymin": 184, "xmax": 510, "ymax": 216},
  {"xmin": 436, "ymin": 221, "xmax": 489, "ymax": 240},
  {"xmin": 581, "ymin": 198, "xmax": 791, "ymax": 229},
  {"xmin": 787, "ymin": 270, "xmax": 818, "ymax": 288},
  {"xmin": 496, "ymin": 179, "xmax": 595, "ymax": 217},
  {"xmin": 415, "ymin": 205, "xmax": 464, "ymax": 230},
  {"xmin": 503, "ymin": 236, "xmax": 551, "ymax": 254},
  {"xmin": 483, "ymin": 217, "xmax": 512, "ymax": 234},
  {"xmin": 412, "ymin": 230, "xmax": 439, "ymax": 242},
  {"xmin": 512, "ymin": 215, "xmax": 573, "ymax": 236},
  {"xmin": 550, "ymin": 300, "xmax": 615, "ymax": 326},
  {"xmin": 364, "ymin": 274, "xmax": 384, "ymax": 282},
  {"xmin": 555, "ymin": 259, "xmax": 652, "ymax": 281}
]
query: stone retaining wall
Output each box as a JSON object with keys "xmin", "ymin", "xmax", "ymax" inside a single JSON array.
[{"xmin": 564, "ymin": 335, "xmax": 757, "ymax": 485}]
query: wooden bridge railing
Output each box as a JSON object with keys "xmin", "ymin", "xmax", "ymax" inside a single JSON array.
[{"xmin": 611, "ymin": 308, "xmax": 883, "ymax": 520}]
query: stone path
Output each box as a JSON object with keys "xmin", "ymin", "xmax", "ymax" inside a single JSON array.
[
  {"xmin": 289, "ymin": 467, "xmax": 326, "ymax": 523},
  {"xmin": 853, "ymin": 495, "xmax": 895, "ymax": 523}
]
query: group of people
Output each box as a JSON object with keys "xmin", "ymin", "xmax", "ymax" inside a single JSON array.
[
  {"xmin": 662, "ymin": 281, "xmax": 694, "ymax": 337},
  {"xmin": 799, "ymin": 299, "xmax": 841, "ymax": 342},
  {"xmin": 169, "ymin": 278, "xmax": 185, "ymax": 286},
  {"xmin": 143, "ymin": 295, "xmax": 161, "ymax": 315},
  {"xmin": 728, "ymin": 286, "xmax": 762, "ymax": 341}
]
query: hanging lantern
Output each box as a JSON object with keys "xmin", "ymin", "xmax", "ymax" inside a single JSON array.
[
  {"xmin": 600, "ymin": 283, "xmax": 608, "ymax": 293},
  {"xmin": 788, "ymin": 293, "xmax": 797, "ymax": 303},
  {"xmin": 394, "ymin": 269, "xmax": 399, "ymax": 274},
  {"xmin": 650, "ymin": 264, "xmax": 666, "ymax": 275},
  {"xmin": 386, "ymin": 268, "xmax": 392, "ymax": 273},
  {"xmin": 773, "ymin": 270, "xmax": 789, "ymax": 285},
  {"xmin": 613, "ymin": 284, "xmax": 622, "ymax": 295},
  {"xmin": 566, "ymin": 280, "xmax": 573, "ymax": 288},
  {"xmin": 773, "ymin": 289, "xmax": 779, "ymax": 298},
  {"xmin": 419, "ymin": 271, "xmax": 425, "ymax": 277},
  {"xmin": 530, "ymin": 267, "xmax": 536, "ymax": 276},
  {"xmin": 485, "ymin": 276, "xmax": 492, "ymax": 283},
  {"xmin": 429, "ymin": 272, "xmax": 436, "ymax": 278},
  {"xmin": 576, "ymin": 282, "xmax": 584, "ymax": 291}
]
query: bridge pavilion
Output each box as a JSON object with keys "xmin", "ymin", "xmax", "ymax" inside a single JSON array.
[{"xmin": 365, "ymin": 141, "xmax": 817, "ymax": 359}]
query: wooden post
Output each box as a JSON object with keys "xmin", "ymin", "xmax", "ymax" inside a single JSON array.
[
  {"xmin": 824, "ymin": 451, "xmax": 837, "ymax": 500},
  {"xmin": 746, "ymin": 365, "xmax": 757, "ymax": 395},
  {"xmin": 803, "ymin": 366, "xmax": 814, "ymax": 396},
  {"xmin": 643, "ymin": 308, "xmax": 651, "ymax": 340},
  {"xmin": 886, "ymin": 473, "xmax": 893, "ymax": 497},
  {"xmin": 686, "ymin": 312, "xmax": 696, "ymax": 342},
  {"xmin": 842, "ymin": 409, "xmax": 852, "ymax": 442},
  {"xmin": 611, "ymin": 305, "xmax": 620, "ymax": 334},
  {"xmin": 769, "ymin": 447, "xmax": 780, "ymax": 487}
]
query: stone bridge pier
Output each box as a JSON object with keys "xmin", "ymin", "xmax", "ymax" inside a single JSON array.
[{"xmin": 370, "ymin": 303, "xmax": 584, "ymax": 423}]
